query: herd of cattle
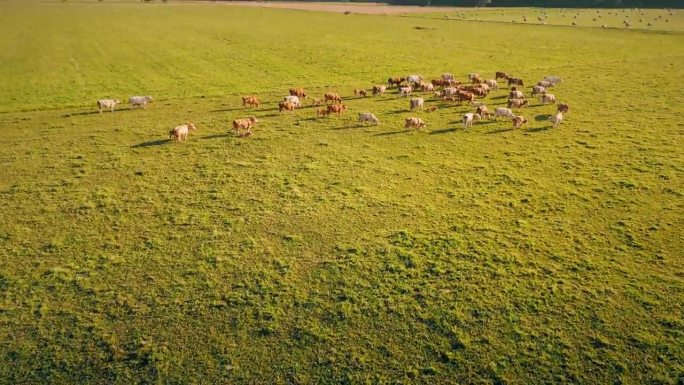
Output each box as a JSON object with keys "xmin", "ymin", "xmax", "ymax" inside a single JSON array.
[{"xmin": 96, "ymin": 72, "xmax": 569, "ymax": 142}]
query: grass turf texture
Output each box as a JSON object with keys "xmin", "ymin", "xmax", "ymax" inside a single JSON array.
[{"xmin": 1, "ymin": 1, "xmax": 683, "ymax": 384}]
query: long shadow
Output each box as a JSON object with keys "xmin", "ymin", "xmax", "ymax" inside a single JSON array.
[
  {"xmin": 331, "ymin": 124, "xmax": 362, "ymax": 131},
  {"xmin": 62, "ymin": 110, "xmax": 104, "ymax": 118},
  {"xmin": 209, "ymin": 107, "xmax": 249, "ymax": 113},
  {"xmin": 534, "ymin": 114, "xmax": 550, "ymax": 122},
  {"xmin": 526, "ymin": 126, "xmax": 552, "ymax": 133},
  {"xmin": 485, "ymin": 127, "xmax": 515, "ymax": 134},
  {"xmin": 201, "ymin": 133, "xmax": 234, "ymax": 140},
  {"xmin": 429, "ymin": 127, "xmax": 458, "ymax": 135},
  {"xmin": 490, "ymin": 95, "xmax": 508, "ymax": 100},
  {"xmin": 131, "ymin": 139, "xmax": 172, "ymax": 148},
  {"xmin": 373, "ymin": 130, "xmax": 406, "ymax": 137}
]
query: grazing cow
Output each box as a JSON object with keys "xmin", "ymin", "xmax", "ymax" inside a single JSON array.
[
  {"xmin": 540, "ymin": 93, "xmax": 557, "ymax": 104},
  {"xmin": 232, "ymin": 117, "xmax": 258, "ymax": 133},
  {"xmin": 316, "ymin": 108, "xmax": 329, "ymax": 118},
  {"xmin": 410, "ymin": 97, "xmax": 424, "ymax": 111},
  {"xmin": 311, "ymin": 98, "xmax": 324, "ymax": 107},
  {"xmin": 468, "ymin": 73, "xmax": 480, "ymax": 81},
  {"xmin": 463, "ymin": 113, "xmax": 481, "ymax": 129},
  {"xmin": 508, "ymin": 99, "xmax": 529, "ymax": 109},
  {"xmin": 404, "ymin": 117, "xmax": 426, "ymax": 130},
  {"xmin": 358, "ymin": 112, "xmax": 380, "ymax": 125},
  {"xmin": 327, "ymin": 104, "xmax": 347, "ymax": 116},
  {"xmin": 426, "ymin": 106, "xmax": 438, "ymax": 113},
  {"xmin": 169, "ymin": 122, "xmax": 197, "ymax": 142},
  {"xmin": 544, "ymin": 76, "xmax": 562, "ymax": 85},
  {"xmin": 512, "ymin": 115, "xmax": 528, "ymax": 129},
  {"xmin": 442, "ymin": 73, "xmax": 455, "ymax": 81},
  {"xmin": 97, "ymin": 99, "xmax": 121, "ymax": 113},
  {"xmin": 484, "ymin": 79, "xmax": 499, "ymax": 90},
  {"xmin": 476, "ymin": 105, "xmax": 490, "ymax": 119},
  {"xmin": 289, "ymin": 88, "xmax": 308, "ymax": 99},
  {"xmin": 354, "ymin": 89, "xmax": 367, "ymax": 98},
  {"xmin": 372, "ymin": 85, "xmax": 387, "ymax": 96},
  {"xmin": 470, "ymin": 75, "xmax": 482, "ymax": 84},
  {"xmin": 494, "ymin": 107, "xmax": 515, "ymax": 120},
  {"xmin": 531, "ymin": 85, "xmax": 546, "ymax": 96},
  {"xmin": 387, "ymin": 77, "xmax": 406, "ymax": 87},
  {"xmin": 442, "ymin": 87, "xmax": 460, "ymax": 96},
  {"xmin": 399, "ymin": 86, "xmax": 412, "ymax": 97},
  {"xmin": 508, "ymin": 78, "xmax": 524, "ymax": 87},
  {"xmin": 420, "ymin": 82, "xmax": 434, "ymax": 93},
  {"xmin": 509, "ymin": 90, "xmax": 524, "ymax": 99},
  {"xmin": 537, "ymin": 80, "xmax": 553, "ymax": 88},
  {"xmin": 407, "ymin": 75, "xmax": 423, "ymax": 85},
  {"xmin": 457, "ymin": 91, "xmax": 475, "ymax": 105},
  {"xmin": 550, "ymin": 111, "xmax": 564, "ymax": 128},
  {"xmin": 129, "ymin": 95, "xmax": 154, "ymax": 109},
  {"xmin": 495, "ymin": 72, "xmax": 510, "ymax": 80},
  {"xmin": 241, "ymin": 95, "xmax": 260, "ymax": 108},
  {"xmin": 432, "ymin": 78, "xmax": 456, "ymax": 88},
  {"xmin": 324, "ymin": 92, "xmax": 342, "ymax": 104},
  {"xmin": 283, "ymin": 95, "xmax": 302, "ymax": 107},
  {"xmin": 279, "ymin": 101, "xmax": 296, "ymax": 114},
  {"xmin": 557, "ymin": 103, "xmax": 570, "ymax": 113}
]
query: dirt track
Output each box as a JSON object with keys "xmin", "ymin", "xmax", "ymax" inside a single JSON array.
[{"xmin": 212, "ymin": 1, "xmax": 461, "ymax": 14}]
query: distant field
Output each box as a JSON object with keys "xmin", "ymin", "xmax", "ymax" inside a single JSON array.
[{"xmin": 1, "ymin": 1, "xmax": 683, "ymax": 384}]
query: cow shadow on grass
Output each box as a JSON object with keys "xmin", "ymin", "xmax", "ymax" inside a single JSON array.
[
  {"xmin": 201, "ymin": 133, "xmax": 234, "ymax": 140},
  {"xmin": 525, "ymin": 126, "xmax": 552, "ymax": 133},
  {"xmin": 62, "ymin": 110, "xmax": 103, "ymax": 118},
  {"xmin": 485, "ymin": 127, "xmax": 515, "ymax": 134},
  {"xmin": 373, "ymin": 130, "xmax": 407, "ymax": 137},
  {"xmin": 331, "ymin": 124, "xmax": 363, "ymax": 130},
  {"xmin": 131, "ymin": 139, "xmax": 172, "ymax": 148},
  {"xmin": 429, "ymin": 127, "xmax": 458, "ymax": 135},
  {"xmin": 208, "ymin": 107, "xmax": 244, "ymax": 113},
  {"xmin": 534, "ymin": 114, "xmax": 550, "ymax": 122}
]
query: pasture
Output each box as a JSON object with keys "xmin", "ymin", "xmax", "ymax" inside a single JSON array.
[{"xmin": 0, "ymin": 1, "xmax": 683, "ymax": 384}]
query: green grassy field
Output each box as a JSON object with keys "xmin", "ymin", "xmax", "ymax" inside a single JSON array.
[{"xmin": 1, "ymin": 1, "xmax": 683, "ymax": 384}]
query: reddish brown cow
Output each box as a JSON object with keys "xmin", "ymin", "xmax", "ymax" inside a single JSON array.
[
  {"xmin": 557, "ymin": 103, "xmax": 570, "ymax": 113},
  {"xmin": 241, "ymin": 96, "xmax": 260, "ymax": 108},
  {"xmin": 508, "ymin": 77, "xmax": 524, "ymax": 87},
  {"xmin": 495, "ymin": 72, "xmax": 510, "ymax": 80},
  {"xmin": 387, "ymin": 77, "xmax": 406, "ymax": 87},
  {"xmin": 327, "ymin": 104, "xmax": 347, "ymax": 116},
  {"xmin": 324, "ymin": 92, "xmax": 342, "ymax": 104},
  {"xmin": 279, "ymin": 101, "xmax": 296, "ymax": 114},
  {"xmin": 289, "ymin": 88, "xmax": 307, "ymax": 99}
]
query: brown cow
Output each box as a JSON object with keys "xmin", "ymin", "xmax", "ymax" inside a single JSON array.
[
  {"xmin": 241, "ymin": 95, "xmax": 260, "ymax": 108},
  {"xmin": 387, "ymin": 77, "xmax": 406, "ymax": 87},
  {"xmin": 316, "ymin": 108, "xmax": 330, "ymax": 118},
  {"xmin": 557, "ymin": 103, "xmax": 570, "ymax": 113},
  {"xmin": 456, "ymin": 91, "xmax": 475, "ymax": 105},
  {"xmin": 289, "ymin": 88, "xmax": 307, "ymax": 99},
  {"xmin": 354, "ymin": 89, "xmax": 367, "ymax": 98},
  {"xmin": 508, "ymin": 99, "xmax": 528, "ymax": 109},
  {"xmin": 512, "ymin": 115, "xmax": 529, "ymax": 129},
  {"xmin": 508, "ymin": 77, "xmax": 524, "ymax": 87},
  {"xmin": 327, "ymin": 104, "xmax": 347, "ymax": 116},
  {"xmin": 324, "ymin": 92, "xmax": 342, "ymax": 104},
  {"xmin": 279, "ymin": 101, "xmax": 296, "ymax": 114},
  {"xmin": 476, "ymin": 105, "xmax": 490, "ymax": 119},
  {"xmin": 311, "ymin": 98, "xmax": 324, "ymax": 107},
  {"xmin": 495, "ymin": 72, "xmax": 510, "ymax": 80},
  {"xmin": 232, "ymin": 117, "xmax": 258, "ymax": 134}
]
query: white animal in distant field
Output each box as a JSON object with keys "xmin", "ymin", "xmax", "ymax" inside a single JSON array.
[
  {"xmin": 358, "ymin": 112, "xmax": 380, "ymax": 125},
  {"xmin": 97, "ymin": 99, "xmax": 121, "ymax": 113},
  {"xmin": 129, "ymin": 95, "xmax": 154, "ymax": 109},
  {"xmin": 463, "ymin": 112, "xmax": 481, "ymax": 129},
  {"xmin": 169, "ymin": 122, "xmax": 196, "ymax": 142},
  {"xmin": 550, "ymin": 111, "xmax": 564, "ymax": 128},
  {"xmin": 494, "ymin": 107, "xmax": 515, "ymax": 119},
  {"xmin": 283, "ymin": 95, "xmax": 302, "ymax": 108}
]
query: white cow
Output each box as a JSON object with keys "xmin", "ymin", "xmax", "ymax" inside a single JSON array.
[
  {"xmin": 494, "ymin": 107, "xmax": 515, "ymax": 119},
  {"xmin": 283, "ymin": 95, "xmax": 302, "ymax": 108},
  {"xmin": 358, "ymin": 112, "xmax": 380, "ymax": 125},
  {"xmin": 463, "ymin": 112, "xmax": 481, "ymax": 129},
  {"xmin": 97, "ymin": 99, "xmax": 121, "ymax": 113},
  {"xmin": 129, "ymin": 95, "xmax": 154, "ymax": 109}
]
